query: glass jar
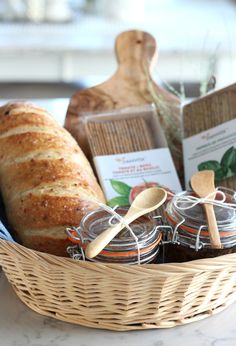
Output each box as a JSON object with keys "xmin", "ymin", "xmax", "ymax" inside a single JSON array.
[
  {"xmin": 164, "ymin": 187, "xmax": 236, "ymax": 262},
  {"xmin": 66, "ymin": 207, "xmax": 164, "ymax": 265}
]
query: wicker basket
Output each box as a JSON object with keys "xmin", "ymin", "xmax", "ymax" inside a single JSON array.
[{"xmin": 0, "ymin": 239, "xmax": 236, "ymax": 331}]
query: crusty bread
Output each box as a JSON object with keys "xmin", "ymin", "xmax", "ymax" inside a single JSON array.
[{"xmin": 0, "ymin": 102, "xmax": 105, "ymax": 256}]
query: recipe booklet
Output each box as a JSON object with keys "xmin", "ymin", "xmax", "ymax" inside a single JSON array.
[{"xmin": 183, "ymin": 118, "xmax": 236, "ymax": 188}]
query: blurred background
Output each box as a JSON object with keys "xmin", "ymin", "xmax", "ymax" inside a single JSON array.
[{"xmin": 0, "ymin": 0, "xmax": 235, "ymax": 99}]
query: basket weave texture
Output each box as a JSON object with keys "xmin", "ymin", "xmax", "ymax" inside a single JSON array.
[{"xmin": 0, "ymin": 239, "xmax": 236, "ymax": 331}]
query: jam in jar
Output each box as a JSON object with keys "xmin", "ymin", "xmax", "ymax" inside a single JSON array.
[
  {"xmin": 164, "ymin": 187, "xmax": 236, "ymax": 262},
  {"xmin": 67, "ymin": 207, "xmax": 166, "ymax": 265}
]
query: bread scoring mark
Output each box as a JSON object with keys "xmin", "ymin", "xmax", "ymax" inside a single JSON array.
[
  {"xmin": 23, "ymin": 226, "xmax": 69, "ymax": 239},
  {"xmin": 9, "ymin": 107, "xmax": 50, "ymax": 117},
  {"xmin": 0, "ymin": 126, "xmax": 65, "ymax": 138},
  {"xmin": 0, "ymin": 131, "xmax": 81, "ymax": 161},
  {"xmin": 17, "ymin": 183, "xmax": 100, "ymax": 202},
  {"xmin": 7, "ymin": 150, "xmax": 85, "ymax": 163},
  {"xmin": 2, "ymin": 178, "xmax": 100, "ymax": 207},
  {"xmin": 0, "ymin": 103, "xmax": 51, "ymax": 118},
  {"xmin": 7, "ymin": 193, "xmax": 97, "ymax": 229},
  {"xmin": 0, "ymin": 150, "xmax": 93, "ymax": 179}
]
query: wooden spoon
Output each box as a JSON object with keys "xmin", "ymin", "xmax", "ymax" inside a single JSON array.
[
  {"xmin": 85, "ymin": 187, "xmax": 167, "ymax": 259},
  {"xmin": 191, "ymin": 170, "xmax": 222, "ymax": 249}
]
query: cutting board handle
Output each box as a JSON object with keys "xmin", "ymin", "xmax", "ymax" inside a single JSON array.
[{"xmin": 115, "ymin": 30, "xmax": 157, "ymax": 77}]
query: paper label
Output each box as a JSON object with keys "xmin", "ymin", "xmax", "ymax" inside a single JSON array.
[
  {"xmin": 94, "ymin": 148, "xmax": 182, "ymax": 206},
  {"xmin": 183, "ymin": 118, "xmax": 236, "ymax": 188}
]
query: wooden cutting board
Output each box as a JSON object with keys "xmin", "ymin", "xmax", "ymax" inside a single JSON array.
[
  {"xmin": 183, "ymin": 83, "xmax": 236, "ymax": 189},
  {"xmin": 64, "ymin": 30, "xmax": 182, "ymax": 179}
]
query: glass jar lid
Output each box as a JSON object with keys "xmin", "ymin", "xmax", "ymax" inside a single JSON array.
[{"xmin": 165, "ymin": 187, "xmax": 236, "ymax": 250}]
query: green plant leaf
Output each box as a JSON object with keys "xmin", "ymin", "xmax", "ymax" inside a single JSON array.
[
  {"xmin": 107, "ymin": 196, "xmax": 130, "ymax": 207},
  {"xmin": 198, "ymin": 160, "xmax": 229, "ymax": 182},
  {"xmin": 221, "ymin": 146, "xmax": 236, "ymax": 173},
  {"xmin": 110, "ymin": 179, "xmax": 131, "ymax": 196}
]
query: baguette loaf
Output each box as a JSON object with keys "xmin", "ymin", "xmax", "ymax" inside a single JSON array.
[{"xmin": 0, "ymin": 102, "xmax": 105, "ymax": 256}]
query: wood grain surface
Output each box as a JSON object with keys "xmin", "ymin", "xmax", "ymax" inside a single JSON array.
[{"xmin": 64, "ymin": 30, "xmax": 182, "ymax": 181}]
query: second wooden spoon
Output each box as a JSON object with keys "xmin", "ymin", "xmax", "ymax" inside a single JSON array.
[{"xmin": 191, "ymin": 170, "xmax": 222, "ymax": 249}]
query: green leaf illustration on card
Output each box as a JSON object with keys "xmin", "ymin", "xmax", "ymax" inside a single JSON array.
[
  {"xmin": 198, "ymin": 160, "xmax": 222, "ymax": 172},
  {"xmin": 214, "ymin": 166, "xmax": 229, "ymax": 181},
  {"xmin": 221, "ymin": 146, "xmax": 236, "ymax": 173},
  {"xmin": 198, "ymin": 160, "xmax": 229, "ymax": 182},
  {"xmin": 110, "ymin": 179, "xmax": 131, "ymax": 197},
  {"xmin": 107, "ymin": 196, "xmax": 130, "ymax": 207}
]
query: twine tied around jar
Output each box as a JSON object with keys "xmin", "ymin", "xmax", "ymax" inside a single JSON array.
[
  {"xmin": 173, "ymin": 188, "xmax": 236, "ymax": 214},
  {"xmin": 66, "ymin": 202, "xmax": 142, "ymax": 264},
  {"xmin": 168, "ymin": 187, "xmax": 236, "ymax": 251},
  {"xmin": 97, "ymin": 202, "xmax": 141, "ymax": 264}
]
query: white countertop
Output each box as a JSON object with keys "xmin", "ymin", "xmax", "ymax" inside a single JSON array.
[{"xmin": 1, "ymin": 272, "xmax": 236, "ymax": 346}]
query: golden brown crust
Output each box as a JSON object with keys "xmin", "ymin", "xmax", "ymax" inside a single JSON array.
[
  {"xmin": 0, "ymin": 102, "xmax": 59, "ymax": 133},
  {"xmin": 7, "ymin": 194, "xmax": 96, "ymax": 229},
  {"xmin": 1, "ymin": 157, "xmax": 102, "ymax": 199},
  {"xmin": 0, "ymin": 102, "xmax": 105, "ymax": 256},
  {"xmin": 0, "ymin": 132, "xmax": 80, "ymax": 161},
  {"xmin": 21, "ymin": 235, "xmax": 72, "ymax": 257}
]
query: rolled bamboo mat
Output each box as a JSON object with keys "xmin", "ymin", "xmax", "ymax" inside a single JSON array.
[{"xmin": 183, "ymin": 83, "xmax": 236, "ymax": 190}]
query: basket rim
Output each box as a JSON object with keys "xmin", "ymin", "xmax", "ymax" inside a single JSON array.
[
  {"xmin": 1, "ymin": 238, "xmax": 236, "ymax": 276},
  {"xmin": 1, "ymin": 237, "xmax": 236, "ymax": 331}
]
